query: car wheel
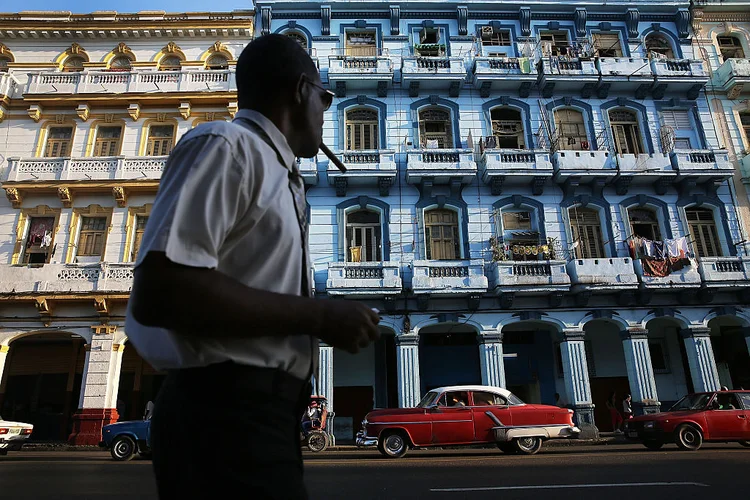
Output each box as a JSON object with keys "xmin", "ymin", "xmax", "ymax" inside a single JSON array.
[
  {"xmin": 739, "ymin": 441, "xmax": 750, "ymax": 448},
  {"xmin": 110, "ymin": 436, "xmax": 137, "ymax": 461},
  {"xmin": 496, "ymin": 442, "xmax": 517, "ymax": 454},
  {"xmin": 643, "ymin": 440, "xmax": 664, "ymax": 451},
  {"xmin": 514, "ymin": 437, "xmax": 543, "ymax": 455},
  {"xmin": 306, "ymin": 431, "xmax": 329, "ymax": 453},
  {"xmin": 675, "ymin": 424, "xmax": 703, "ymax": 451},
  {"xmin": 378, "ymin": 431, "xmax": 408, "ymax": 459}
]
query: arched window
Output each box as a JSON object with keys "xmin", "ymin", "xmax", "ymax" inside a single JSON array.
[
  {"xmin": 286, "ymin": 31, "xmax": 308, "ymax": 49},
  {"xmin": 741, "ymin": 112, "xmax": 750, "ymax": 145},
  {"xmin": 93, "ymin": 126, "xmax": 123, "ymax": 157},
  {"xmin": 345, "ymin": 210, "xmax": 382, "ymax": 262},
  {"xmin": 146, "ymin": 124, "xmax": 175, "ymax": 156},
  {"xmin": 0, "ymin": 56, "xmax": 10, "ymax": 73},
  {"xmin": 569, "ymin": 207, "xmax": 604, "ymax": 259},
  {"xmin": 686, "ymin": 208, "xmax": 722, "ymax": 257},
  {"xmin": 717, "ymin": 35, "xmax": 745, "ymax": 60},
  {"xmin": 554, "ymin": 109, "xmax": 588, "ymax": 151},
  {"xmin": 110, "ymin": 55, "xmax": 132, "ymax": 71},
  {"xmin": 418, "ymin": 107, "xmax": 453, "ymax": 148},
  {"xmin": 609, "ymin": 109, "xmax": 644, "ymax": 155},
  {"xmin": 44, "ymin": 126, "xmax": 74, "ymax": 157},
  {"xmin": 345, "ymin": 108, "xmax": 379, "ymax": 151},
  {"xmin": 489, "ymin": 107, "xmax": 525, "ymax": 149},
  {"xmin": 500, "ymin": 209, "xmax": 540, "ymax": 261},
  {"xmin": 425, "ymin": 209, "xmax": 460, "ymax": 260},
  {"xmin": 63, "ymin": 56, "xmax": 85, "ymax": 72},
  {"xmin": 646, "ymin": 34, "xmax": 675, "ymax": 59},
  {"xmin": 628, "ymin": 207, "xmax": 661, "ymax": 241},
  {"xmin": 206, "ymin": 54, "xmax": 229, "ymax": 70},
  {"xmin": 159, "ymin": 55, "xmax": 182, "ymax": 71}
]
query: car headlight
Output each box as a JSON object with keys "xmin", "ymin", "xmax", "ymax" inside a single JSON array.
[
  {"xmin": 644, "ymin": 421, "xmax": 655, "ymax": 429},
  {"xmin": 361, "ymin": 418, "xmax": 368, "ymax": 426}
]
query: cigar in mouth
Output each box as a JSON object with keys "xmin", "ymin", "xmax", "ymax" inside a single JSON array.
[{"xmin": 319, "ymin": 142, "xmax": 347, "ymax": 173}]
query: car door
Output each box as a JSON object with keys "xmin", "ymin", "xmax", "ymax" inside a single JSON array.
[
  {"xmin": 470, "ymin": 391, "xmax": 513, "ymax": 443},
  {"xmin": 736, "ymin": 393, "xmax": 750, "ymax": 440},
  {"xmin": 705, "ymin": 393, "xmax": 745, "ymax": 440},
  {"xmin": 429, "ymin": 391, "xmax": 475, "ymax": 445}
]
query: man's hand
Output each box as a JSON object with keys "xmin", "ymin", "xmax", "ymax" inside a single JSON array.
[{"xmin": 315, "ymin": 301, "xmax": 381, "ymax": 354}]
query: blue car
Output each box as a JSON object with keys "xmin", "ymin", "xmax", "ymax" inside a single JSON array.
[{"xmin": 100, "ymin": 419, "xmax": 152, "ymax": 461}]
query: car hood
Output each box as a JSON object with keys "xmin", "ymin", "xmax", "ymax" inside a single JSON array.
[
  {"xmin": 366, "ymin": 408, "xmax": 425, "ymax": 420},
  {"xmin": 0, "ymin": 420, "xmax": 33, "ymax": 428},
  {"xmin": 632, "ymin": 410, "xmax": 702, "ymax": 421}
]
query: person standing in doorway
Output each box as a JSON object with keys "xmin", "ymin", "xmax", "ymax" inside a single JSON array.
[
  {"xmin": 622, "ymin": 394, "xmax": 633, "ymax": 420},
  {"xmin": 126, "ymin": 34, "xmax": 380, "ymax": 500},
  {"xmin": 606, "ymin": 391, "xmax": 624, "ymax": 434}
]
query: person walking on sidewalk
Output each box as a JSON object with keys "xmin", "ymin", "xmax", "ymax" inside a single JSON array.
[
  {"xmin": 606, "ymin": 391, "xmax": 624, "ymax": 433},
  {"xmin": 126, "ymin": 34, "xmax": 380, "ymax": 500}
]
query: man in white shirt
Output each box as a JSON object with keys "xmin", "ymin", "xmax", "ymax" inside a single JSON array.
[{"xmin": 126, "ymin": 34, "xmax": 380, "ymax": 499}]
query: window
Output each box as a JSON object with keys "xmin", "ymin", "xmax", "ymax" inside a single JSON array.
[
  {"xmin": 502, "ymin": 211, "xmax": 532, "ymax": 231},
  {"xmin": 610, "ymin": 109, "xmax": 644, "ymax": 155},
  {"xmin": 660, "ymin": 109, "xmax": 694, "ymax": 151},
  {"xmin": 502, "ymin": 211, "xmax": 540, "ymax": 262},
  {"xmin": 718, "ymin": 36, "xmax": 745, "ymax": 60},
  {"xmin": 646, "ymin": 34, "xmax": 675, "ymax": 59},
  {"xmin": 77, "ymin": 217, "xmax": 107, "ymax": 257},
  {"xmin": 715, "ymin": 393, "xmax": 741, "ymax": 410},
  {"xmin": 44, "ymin": 126, "xmax": 73, "ymax": 157},
  {"xmin": 63, "ymin": 56, "xmax": 85, "ymax": 72},
  {"xmin": 628, "ymin": 208, "xmax": 662, "ymax": 241},
  {"xmin": 93, "ymin": 126, "xmax": 123, "ymax": 157},
  {"xmin": 0, "ymin": 56, "xmax": 10, "ymax": 73},
  {"xmin": 569, "ymin": 207, "xmax": 605, "ymax": 259},
  {"xmin": 489, "ymin": 108, "xmax": 525, "ymax": 149},
  {"xmin": 131, "ymin": 215, "xmax": 149, "ymax": 262},
  {"xmin": 286, "ymin": 31, "xmax": 307, "ymax": 48},
  {"xmin": 741, "ymin": 113, "xmax": 750, "ymax": 145},
  {"xmin": 159, "ymin": 55, "xmax": 182, "ymax": 71},
  {"xmin": 471, "ymin": 391, "xmax": 508, "ymax": 406},
  {"xmin": 345, "ymin": 108, "xmax": 379, "ymax": 151},
  {"xmin": 593, "ymin": 32, "xmax": 623, "ymax": 57},
  {"xmin": 146, "ymin": 124, "xmax": 175, "ymax": 156},
  {"xmin": 686, "ymin": 208, "xmax": 722, "ymax": 257},
  {"xmin": 425, "ymin": 209, "xmax": 460, "ymax": 260},
  {"xmin": 345, "ymin": 210, "xmax": 381, "ymax": 262},
  {"xmin": 739, "ymin": 393, "xmax": 750, "ymax": 410},
  {"xmin": 418, "ymin": 108, "xmax": 453, "ymax": 148},
  {"xmin": 481, "ymin": 26, "xmax": 512, "ymax": 57},
  {"xmin": 345, "ymin": 30, "xmax": 377, "ymax": 57},
  {"xmin": 554, "ymin": 109, "xmax": 588, "ymax": 151},
  {"xmin": 109, "ymin": 56, "xmax": 132, "ymax": 71},
  {"xmin": 438, "ymin": 391, "xmax": 469, "ymax": 407},
  {"xmin": 648, "ymin": 339, "xmax": 670, "ymax": 374},
  {"xmin": 206, "ymin": 54, "xmax": 228, "ymax": 70},
  {"xmin": 540, "ymin": 31, "xmax": 570, "ymax": 57},
  {"xmin": 415, "ymin": 27, "xmax": 445, "ymax": 57},
  {"xmin": 22, "ymin": 217, "xmax": 55, "ymax": 264}
]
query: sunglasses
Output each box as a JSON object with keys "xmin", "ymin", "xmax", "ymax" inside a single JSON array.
[{"xmin": 303, "ymin": 77, "xmax": 335, "ymax": 111}]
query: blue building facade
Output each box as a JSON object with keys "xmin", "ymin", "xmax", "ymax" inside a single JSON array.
[{"xmin": 255, "ymin": 0, "xmax": 750, "ymax": 442}]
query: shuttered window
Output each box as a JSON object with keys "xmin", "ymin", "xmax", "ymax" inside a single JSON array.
[
  {"xmin": 146, "ymin": 125, "xmax": 175, "ymax": 156},
  {"xmin": 593, "ymin": 33, "xmax": 623, "ymax": 57},
  {"xmin": 569, "ymin": 207, "xmax": 605, "ymax": 259},
  {"xmin": 44, "ymin": 126, "xmax": 73, "ymax": 157},
  {"xmin": 131, "ymin": 215, "xmax": 149, "ymax": 262},
  {"xmin": 345, "ymin": 31, "xmax": 377, "ymax": 57},
  {"xmin": 490, "ymin": 107, "xmax": 525, "ymax": 149},
  {"xmin": 94, "ymin": 126, "xmax": 122, "ymax": 157},
  {"xmin": 686, "ymin": 208, "xmax": 722, "ymax": 257},
  {"xmin": 628, "ymin": 208, "xmax": 662, "ymax": 241},
  {"xmin": 718, "ymin": 36, "xmax": 745, "ymax": 60},
  {"xmin": 345, "ymin": 108, "xmax": 379, "ymax": 151},
  {"xmin": 345, "ymin": 210, "xmax": 381, "ymax": 262},
  {"xmin": 661, "ymin": 110, "xmax": 692, "ymax": 130},
  {"xmin": 555, "ymin": 109, "xmax": 588, "ymax": 150},
  {"xmin": 425, "ymin": 209, "xmax": 460, "ymax": 260},
  {"xmin": 419, "ymin": 108, "xmax": 453, "ymax": 148},
  {"xmin": 78, "ymin": 217, "xmax": 107, "ymax": 257},
  {"xmin": 610, "ymin": 110, "xmax": 644, "ymax": 155},
  {"xmin": 741, "ymin": 113, "xmax": 750, "ymax": 145}
]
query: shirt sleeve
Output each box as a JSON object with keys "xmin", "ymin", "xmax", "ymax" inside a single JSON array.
[{"xmin": 164, "ymin": 133, "xmax": 250, "ymax": 269}]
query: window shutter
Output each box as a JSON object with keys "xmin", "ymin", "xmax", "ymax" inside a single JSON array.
[{"xmin": 661, "ymin": 110, "xmax": 691, "ymax": 130}]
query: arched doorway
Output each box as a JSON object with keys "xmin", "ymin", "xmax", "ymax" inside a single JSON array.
[
  {"xmin": 709, "ymin": 316, "xmax": 750, "ymax": 390},
  {"xmin": 501, "ymin": 322, "xmax": 557, "ymax": 405},
  {"xmin": 116, "ymin": 342, "xmax": 166, "ymax": 421},
  {"xmin": 584, "ymin": 320, "xmax": 629, "ymax": 431},
  {"xmin": 0, "ymin": 332, "xmax": 86, "ymax": 441},
  {"xmin": 419, "ymin": 324, "xmax": 481, "ymax": 393},
  {"xmin": 645, "ymin": 318, "xmax": 692, "ymax": 407},
  {"xmin": 332, "ymin": 327, "xmax": 397, "ymax": 443}
]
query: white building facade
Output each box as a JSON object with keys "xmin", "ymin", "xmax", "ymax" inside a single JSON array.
[{"xmin": 1, "ymin": 1, "xmax": 749, "ymax": 445}]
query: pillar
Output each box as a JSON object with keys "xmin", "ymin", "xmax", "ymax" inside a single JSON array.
[
  {"xmin": 742, "ymin": 327, "xmax": 750, "ymax": 360},
  {"xmin": 478, "ymin": 332, "xmax": 506, "ymax": 388},
  {"xmin": 69, "ymin": 325, "xmax": 123, "ymax": 445},
  {"xmin": 0, "ymin": 345, "xmax": 8, "ymax": 410},
  {"xmin": 396, "ymin": 335, "xmax": 421, "ymax": 408},
  {"xmin": 680, "ymin": 327, "xmax": 720, "ymax": 393},
  {"xmin": 560, "ymin": 328, "xmax": 598, "ymax": 439},
  {"xmin": 620, "ymin": 328, "xmax": 660, "ymax": 415},
  {"xmin": 316, "ymin": 342, "xmax": 334, "ymax": 444}
]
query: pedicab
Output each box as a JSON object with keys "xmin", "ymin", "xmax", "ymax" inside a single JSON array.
[{"xmin": 301, "ymin": 395, "xmax": 332, "ymax": 452}]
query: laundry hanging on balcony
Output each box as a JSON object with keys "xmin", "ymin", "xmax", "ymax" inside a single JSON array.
[{"xmin": 628, "ymin": 236, "xmax": 692, "ymax": 277}]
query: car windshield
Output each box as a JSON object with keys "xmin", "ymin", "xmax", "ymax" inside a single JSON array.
[
  {"xmin": 507, "ymin": 393, "xmax": 525, "ymax": 405},
  {"xmin": 668, "ymin": 393, "xmax": 712, "ymax": 411},
  {"xmin": 417, "ymin": 391, "xmax": 441, "ymax": 408}
]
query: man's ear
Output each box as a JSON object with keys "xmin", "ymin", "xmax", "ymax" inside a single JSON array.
[{"xmin": 294, "ymin": 74, "xmax": 306, "ymax": 106}]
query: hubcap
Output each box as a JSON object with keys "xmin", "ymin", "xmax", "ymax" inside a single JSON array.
[
  {"xmin": 519, "ymin": 438, "xmax": 536, "ymax": 450},
  {"xmin": 684, "ymin": 431, "xmax": 695, "ymax": 444},
  {"xmin": 386, "ymin": 436, "xmax": 403, "ymax": 453},
  {"xmin": 114, "ymin": 441, "xmax": 131, "ymax": 457}
]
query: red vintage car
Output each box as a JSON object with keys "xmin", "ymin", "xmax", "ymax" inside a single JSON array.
[
  {"xmin": 355, "ymin": 385, "xmax": 580, "ymax": 458},
  {"xmin": 625, "ymin": 390, "xmax": 750, "ymax": 451}
]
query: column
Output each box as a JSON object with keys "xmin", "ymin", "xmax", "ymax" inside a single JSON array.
[
  {"xmin": 680, "ymin": 326, "xmax": 720, "ymax": 393},
  {"xmin": 69, "ymin": 325, "xmax": 123, "ymax": 445},
  {"xmin": 0, "ymin": 345, "xmax": 9, "ymax": 410},
  {"xmin": 560, "ymin": 328, "xmax": 599, "ymax": 439},
  {"xmin": 478, "ymin": 332, "xmax": 506, "ymax": 388},
  {"xmin": 742, "ymin": 327, "xmax": 750, "ymax": 360},
  {"xmin": 316, "ymin": 342, "xmax": 334, "ymax": 444},
  {"xmin": 396, "ymin": 335, "xmax": 421, "ymax": 408},
  {"xmin": 620, "ymin": 328, "xmax": 660, "ymax": 415}
]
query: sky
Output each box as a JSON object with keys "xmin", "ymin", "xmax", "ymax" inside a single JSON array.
[{"xmin": 3, "ymin": 1, "xmax": 254, "ymax": 13}]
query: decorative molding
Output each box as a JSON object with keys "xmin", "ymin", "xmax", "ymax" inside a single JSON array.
[
  {"xmin": 449, "ymin": 36, "xmax": 474, "ymax": 41},
  {"xmin": 332, "ymin": 12, "xmax": 389, "ymax": 19},
  {"xmin": 675, "ymin": 9, "xmax": 690, "ymax": 39},
  {"xmin": 28, "ymin": 104, "xmax": 42, "ymax": 122},
  {"xmin": 626, "ymin": 9, "xmax": 640, "ymax": 40},
  {"xmin": 35, "ymin": 297, "xmax": 52, "ymax": 326},
  {"xmin": 383, "ymin": 35, "xmax": 409, "ymax": 41},
  {"xmin": 395, "ymin": 334, "xmax": 419, "ymax": 347},
  {"xmin": 312, "ymin": 36, "xmax": 339, "ymax": 42},
  {"xmin": 390, "ymin": 5, "xmax": 400, "ymax": 35},
  {"xmin": 321, "ymin": 5, "xmax": 331, "ymax": 36},
  {"xmin": 57, "ymin": 187, "xmax": 73, "ymax": 208},
  {"xmin": 574, "ymin": 9, "xmax": 587, "ymax": 38},
  {"xmin": 127, "ymin": 103, "xmax": 140, "ymax": 121},
  {"xmin": 4, "ymin": 187, "xmax": 22, "ymax": 208},
  {"xmin": 76, "ymin": 104, "xmax": 90, "ymax": 122},
  {"xmin": 227, "ymin": 101, "xmax": 238, "ymax": 118},
  {"xmin": 0, "ymin": 104, "xmax": 6, "ymax": 124},
  {"xmin": 156, "ymin": 113, "xmax": 167, "ymax": 122},
  {"xmin": 178, "ymin": 102, "xmax": 191, "ymax": 120},
  {"xmin": 457, "ymin": 5, "xmax": 469, "ymax": 36},
  {"xmin": 260, "ymin": 6, "xmax": 272, "ymax": 36},
  {"xmin": 468, "ymin": 12, "xmax": 516, "ymax": 20},
  {"xmin": 93, "ymin": 296, "xmax": 109, "ymax": 316},
  {"xmin": 112, "ymin": 186, "xmax": 127, "ymax": 207},
  {"xmin": 519, "ymin": 7, "xmax": 531, "ymax": 37}
]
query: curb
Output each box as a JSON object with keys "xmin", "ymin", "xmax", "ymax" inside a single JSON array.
[{"xmin": 309, "ymin": 437, "xmax": 628, "ymax": 452}]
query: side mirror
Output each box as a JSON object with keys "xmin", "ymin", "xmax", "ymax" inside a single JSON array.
[{"xmin": 429, "ymin": 406, "xmax": 441, "ymax": 413}]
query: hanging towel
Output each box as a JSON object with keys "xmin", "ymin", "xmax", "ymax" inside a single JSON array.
[
  {"xmin": 519, "ymin": 57, "xmax": 531, "ymax": 74},
  {"xmin": 676, "ymin": 236, "xmax": 691, "ymax": 258},
  {"xmin": 642, "ymin": 257, "xmax": 670, "ymax": 278},
  {"xmin": 665, "ymin": 238, "xmax": 680, "ymax": 259},
  {"xmin": 642, "ymin": 239, "xmax": 657, "ymax": 258},
  {"xmin": 654, "ymin": 241, "xmax": 666, "ymax": 260}
]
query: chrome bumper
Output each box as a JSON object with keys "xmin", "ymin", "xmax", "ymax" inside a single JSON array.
[
  {"xmin": 355, "ymin": 431, "xmax": 378, "ymax": 448},
  {"xmin": 562, "ymin": 426, "xmax": 582, "ymax": 437}
]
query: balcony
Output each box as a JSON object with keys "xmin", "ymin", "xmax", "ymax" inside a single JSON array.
[
  {"xmin": 326, "ymin": 150, "xmax": 397, "ymax": 196},
  {"xmin": 24, "ymin": 69, "xmax": 236, "ymax": 96},
  {"xmin": 401, "ymin": 56, "xmax": 467, "ymax": 97},
  {"xmin": 650, "ymin": 59, "xmax": 708, "ymax": 98},
  {"xmin": 536, "ymin": 56, "xmax": 598, "ymax": 98},
  {"xmin": 411, "ymin": 259, "xmax": 488, "ymax": 296},
  {"xmin": 0, "ymin": 263, "xmax": 134, "ymax": 295},
  {"xmin": 552, "ymin": 150, "xmax": 616, "ymax": 183},
  {"xmin": 613, "ymin": 153, "xmax": 676, "ymax": 194},
  {"xmin": 713, "ymin": 58, "xmax": 750, "ymax": 98},
  {"xmin": 566, "ymin": 258, "xmax": 639, "ymax": 292},
  {"xmin": 472, "ymin": 57, "xmax": 537, "ymax": 97},
  {"xmin": 7, "ymin": 156, "xmax": 168, "ymax": 182},
  {"xmin": 669, "ymin": 149, "xmax": 734, "ymax": 183},
  {"xmin": 633, "ymin": 259, "xmax": 702, "ymax": 289},
  {"xmin": 1, "ymin": 72, "xmax": 20, "ymax": 100},
  {"xmin": 489, "ymin": 260, "xmax": 570, "ymax": 294},
  {"xmin": 406, "ymin": 149, "xmax": 477, "ymax": 185},
  {"xmin": 596, "ymin": 57, "xmax": 653, "ymax": 97},
  {"xmin": 297, "ymin": 156, "xmax": 319, "ymax": 186},
  {"xmin": 325, "ymin": 262, "xmax": 402, "ymax": 298},
  {"xmin": 480, "ymin": 149, "xmax": 553, "ymax": 195},
  {"xmin": 698, "ymin": 257, "xmax": 750, "ymax": 289},
  {"xmin": 327, "ymin": 49, "xmax": 394, "ymax": 97}
]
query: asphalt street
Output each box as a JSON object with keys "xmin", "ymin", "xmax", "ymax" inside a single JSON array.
[{"xmin": 1, "ymin": 443, "xmax": 747, "ymax": 500}]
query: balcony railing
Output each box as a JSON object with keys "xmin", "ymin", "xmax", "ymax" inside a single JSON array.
[
  {"xmin": 489, "ymin": 260, "xmax": 570, "ymax": 293},
  {"xmin": 326, "ymin": 261, "xmax": 402, "ymax": 297},
  {"xmin": 481, "ymin": 150, "xmax": 553, "ymax": 178},
  {"xmin": 650, "ymin": 59, "xmax": 707, "ymax": 79},
  {"xmin": 331, "ymin": 150, "xmax": 397, "ymax": 174},
  {"xmin": 698, "ymin": 257, "xmax": 750, "ymax": 287},
  {"xmin": 401, "ymin": 56, "xmax": 466, "ymax": 78},
  {"xmin": 552, "ymin": 150, "xmax": 616, "ymax": 179},
  {"xmin": 297, "ymin": 156, "xmax": 318, "ymax": 186},
  {"xmin": 412, "ymin": 259, "xmax": 488, "ymax": 295},
  {"xmin": 669, "ymin": 149, "xmax": 733, "ymax": 179},
  {"xmin": 406, "ymin": 149, "xmax": 477, "ymax": 184},
  {"xmin": 7, "ymin": 156, "xmax": 168, "ymax": 182},
  {"xmin": 327, "ymin": 51, "xmax": 394, "ymax": 77},
  {"xmin": 566, "ymin": 258, "xmax": 639, "ymax": 290},
  {"xmin": 616, "ymin": 153, "xmax": 675, "ymax": 177},
  {"xmin": 596, "ymin": 57, "xmax": 652, "ymax": 78},
  {"xmin": 538, "ymin": 57, "xmax": 598, "ymax": 77},
  {"xmin": 0, "ymin": 263, "xmax": 134, "ymax": 294},
  {"xmin": 633, "ymin": 259, "xmax": 702, "ymax": 288},
  {"xmin": 0, "ymin": 72, "xmax": 19, "ymax": 99},
  {"xmin": 713, "ymin": 58, "xmax": 750, "ymax": 96}
]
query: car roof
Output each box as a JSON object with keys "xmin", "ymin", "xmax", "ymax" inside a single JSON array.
[{"xmin": 428, "ymin": 385, "xmax": 513, "ymax": 398}]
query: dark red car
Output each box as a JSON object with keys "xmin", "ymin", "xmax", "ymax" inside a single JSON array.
[
  {"xmin": 625, "ymin": 390, "xmax": 750, "ymax": 450},
  {"xmin": 356, "ymin": 385, "xmax": 580, "ymax": 458}
]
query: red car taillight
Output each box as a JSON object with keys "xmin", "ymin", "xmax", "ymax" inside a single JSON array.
[
  {"xmin": 0, "ymin": 428, "xmax": 8, "ymax": 435},
  {"xmin": 22, "ymin": 429, "xmax": 32, "ymax": 435}
]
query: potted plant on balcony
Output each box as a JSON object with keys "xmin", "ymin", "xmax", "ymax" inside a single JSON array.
[{"xmin": 414, "ymin": 43, "xmax": 446, "ymax": 57}]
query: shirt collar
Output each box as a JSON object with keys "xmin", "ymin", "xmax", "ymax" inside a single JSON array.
[{"xmin": 235, "ymin": 108, "xmax": 297, "ymax": 171}]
